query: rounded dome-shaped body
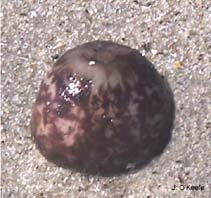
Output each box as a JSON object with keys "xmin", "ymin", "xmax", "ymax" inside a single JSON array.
[{"xmin": 31, "ymin": 41, "xmax": 174, "ymax": 175}]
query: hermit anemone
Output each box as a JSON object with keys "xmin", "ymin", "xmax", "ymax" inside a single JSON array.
[{"xmin": 31, "ymin": 41, "xmax": 175, "ymax": 175}]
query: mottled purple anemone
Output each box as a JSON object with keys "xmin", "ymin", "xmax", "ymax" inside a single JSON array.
[{"xmin": 31, "ymin": 41, "xmax": 175, "ymax": 175}]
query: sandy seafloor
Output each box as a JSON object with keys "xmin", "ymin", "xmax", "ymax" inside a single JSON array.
[{"xmin": 1, "ymin": 0, "xmax": 211, "ymax": 198}]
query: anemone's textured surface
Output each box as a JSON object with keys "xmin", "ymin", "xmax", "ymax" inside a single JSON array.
[{"xmin": 31, "ymin": 41, "xmax": 174, "ymax": 175}]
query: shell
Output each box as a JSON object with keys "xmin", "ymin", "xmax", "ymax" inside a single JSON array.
[{"xmin": 31, "ymin": 41, "xmax": 175, "ymax": 175}]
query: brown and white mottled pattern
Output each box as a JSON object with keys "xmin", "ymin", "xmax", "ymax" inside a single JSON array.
[{"xmin": 31, "ymin": 40, "xmax": 175, "ymax": 175}]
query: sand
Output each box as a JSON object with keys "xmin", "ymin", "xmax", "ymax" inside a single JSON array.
[{"xmin": 1, "ymin": 0, "xmax": 211, "ymax": 197}]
